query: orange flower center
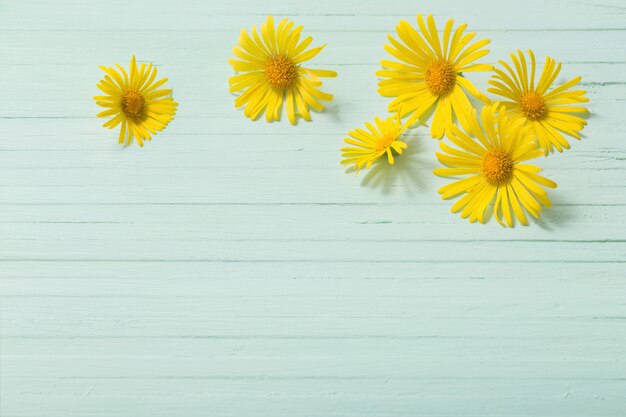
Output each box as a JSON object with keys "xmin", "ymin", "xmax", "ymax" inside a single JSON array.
[
  {"xmin": 265, "ymin": 55, "xmax": 299, "ymax": 89},
  {"xmin": 519, "ymin": 91, "xmax": 546, "ymax": 120},
  {"xmin": 375, "ymin": 135, "xmax": 395, "ymax": 152},
  {"xmin": 122, "ymin": 89, "xmax": 145, "ymax": 118},
  {"xmin": 425, "ymin": 60, "xmax": 456, "ymax": 96},
  {"xmin": 482, "ymin": 150, "xmax": 514, "ymax": 185}
]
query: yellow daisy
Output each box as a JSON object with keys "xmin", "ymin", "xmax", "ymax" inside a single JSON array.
[
  {"xmin": 340, "ymin": 114, "xmax": 409, "ymax": 172},
  {"xmin": 377, "ymin": 14, "xmax": 493, "ymax": 139},
  {"xmin": 94, "ymin": 55, "xmax": 178, "ymax": 147},
  {"xmin": 434, "ymin": 104, "xmax": 557, "ymax": 227},
  {"xmin": 228, "ymin": 16, "xmax": 337, "ymax": 124},
  {"xmin": 488, "ymin": 50, "xmax": 589, "ymax": 155}
]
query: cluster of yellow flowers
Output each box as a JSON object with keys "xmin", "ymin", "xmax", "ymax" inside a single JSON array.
[
  {"xmin": 93, "ymin": 15, "xmax": 588, "ymax": 227},
  {"xmin": 342, "ymin": 14, "xmax": 589, "ymax": 227}
]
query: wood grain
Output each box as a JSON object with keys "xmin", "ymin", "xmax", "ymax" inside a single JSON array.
[{"xmin": 1, "ymin": 0, "xmax": 625, "ymax": 416}]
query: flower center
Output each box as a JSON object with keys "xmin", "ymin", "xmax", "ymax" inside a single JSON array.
[
  {"xmin": 425, "ymin": 60, "xmax": 456, "ymax": 96},
  {"xmin": 375, "ymin": 135, "xmax": 395, "ymax": 152},
  {"xmin": 122, "ymin": 89, "xmax": 145, "ymax": 118},
  {"xmin": 265, "ymin": 55, "xmax": 299, "ymax": 89},
  {"xmin": 519, "ymin": 91, "xmax": 546, "ymax": 120},
  {"xmin": 482, "ymin": 150, "xmax": 514, "ymax": 185}
]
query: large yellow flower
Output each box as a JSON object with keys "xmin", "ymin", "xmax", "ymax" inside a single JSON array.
[
  {"xmin": 94, "ymin": 55, "xmax": 177, "ymax": 147},
  {"xmin": 488, "ymin": 50, "xmax": 589, "ymax": 155},
  {"xmin": 377, "ymin": 14, "xmax": 492, "ymax": 139},
  {"xmin": 340, "ymin": 115, "xmax": 409, "ymax": 172},
  {"xmin": 434, "ymin": 104, "xmax": 557, "ymax": 227},
  {"xmin": 228, "ymin": 16, "xmax": 337, "ymax": 124}
]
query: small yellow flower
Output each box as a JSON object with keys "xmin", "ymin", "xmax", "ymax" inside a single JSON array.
[
  {"xmin": 94, "ymin": 55, "xmax": 178, "ymax": 147},
  {"xmin": 377, "ymin": 14, "xmax": 493, "ymax": 139},
  {"xmin": 488, "ymin": 50, "xmax": 589, "ymax": 155},
  {"xmin": 434, "ymin": 104, "xmax": 557, "ymax": 227},
  {"xmin": 341, "ymin": 115, "xmax": 409, "ymax": 172},
  {"xmin": 228, "ymin": 16, "xmax": 337, "ymax": 124}
]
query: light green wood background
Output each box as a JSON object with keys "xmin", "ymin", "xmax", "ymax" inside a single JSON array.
[{"xmin": 1, "ymin": 0, "xmax": 625, "ymax": 415}]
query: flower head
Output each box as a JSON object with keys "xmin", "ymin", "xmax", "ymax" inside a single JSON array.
[
  {"xmin": 93, "ymin": 55, "xmax": 178, "ymax": 147},
  {"xmin": 228, "ymin": 16, "xmax": 337, "ymax": 124},
  {"xmin": 341, "ymin": 115, "xmax": 409, "ymax": 173},
  {"xmin": 434, "ymin": 104, "xmax": 557, "ymax": 227},
  {"xmin": 376, "ymin": 14, "xmax": 493, "ymax": 139},
  {"xmin": 488, "ymin": 50, "xmax": 589, "ymax": 155}
]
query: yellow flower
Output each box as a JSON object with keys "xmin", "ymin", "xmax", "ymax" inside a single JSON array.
[
  {"xmin": 488, "ymin": 50, "xmax": 589, "ymax": 155},
  {"xmin": 377, "ymin": 14, "xmax": 493, "ymax": 139},
  {"xmin": 94, "ymin": 55, "xmax": 178, "ymax": 147},
  {"xmin": 228, "ymin": 16, "xmax": 337, "ymax": 124},
  {"xmin": 434, "ymin": 104, "xmax": 557, "ymax": 227},
  {"xmin": 340, "ymin": 115, "xmax": 409, "ymax": 172}
]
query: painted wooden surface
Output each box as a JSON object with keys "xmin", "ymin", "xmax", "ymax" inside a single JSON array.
[{"xmin": 1, "ymin": 0, "xmax": 625, "ymax": 415}]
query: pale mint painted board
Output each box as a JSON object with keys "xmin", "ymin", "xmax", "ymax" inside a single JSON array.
[{"xmin": 1, "ymin": 0, "xmax": 625, "ymax": 416}]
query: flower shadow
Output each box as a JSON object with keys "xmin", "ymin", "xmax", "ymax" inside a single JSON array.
[
  {"xmin": 322, "ymin": 102, "xmax": 342, "ymax": 123},
  {"xmin": 529, "ymin": 191, "xmax": 576, "ymax": 230},
  {"xmin": 358, "ymin": 132, "xmax": 432, "ymax": 196}
]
